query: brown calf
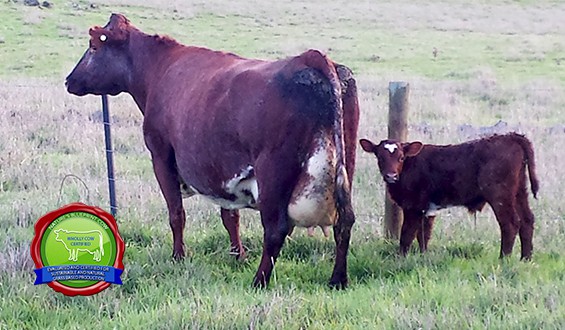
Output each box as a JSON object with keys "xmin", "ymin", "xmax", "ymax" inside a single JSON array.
[{"xmin": 360, "ymin": 133, "xmax": 539, "ymax": 260}]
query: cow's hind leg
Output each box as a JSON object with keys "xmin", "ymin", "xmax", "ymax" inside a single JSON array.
[
  {"xmin": 399, "ymin": 210, "xmax": 422, "ymax": 256},
  {"xmin": 489, "ymin": 198, "xmax": 520, "ymax": 259},
  {"xmin": 516, "ymin": 186, "xmax": 535, "ymax": 260},
  {"xmin": 329, "ymin": 192, "xmax": 355, "ymax": 289},
  {"xmin": 220, "ymin": 208, "xmax": 246, "ymax": 261},
  {"xmin": 252, "ymin": 155, "xmax": 298, "ymax": 288},
  {"xmin": 253, "ymin": 206, "xmax": 290, "ymax": 288},
  {"xmin": 151, "ymin": 149, "xmax": 186, "ymax": 260}
]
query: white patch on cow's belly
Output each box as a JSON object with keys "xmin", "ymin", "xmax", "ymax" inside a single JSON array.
[
  {"xmin": 222, "ymin": 179, "xmax": 258, "ymax": 209},
  {"xmin": 288, "ymin": 135, "xmax": 337, "ymax": 228},
  {"xmin": 180, "ymin": 166, "xmax": 259, "ymax": 210},
  {"xmin": 219, "ymin": 165, "xmax": 259, "ymax": 209},
  {"xmin": 199, "ymin": 181, "xmax": 258, "ymax": 210}
]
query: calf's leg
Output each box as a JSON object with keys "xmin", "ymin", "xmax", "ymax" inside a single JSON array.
[
  {"xmin": 416, "ymin": 216, "xmax": 435, "ymax": 253},
  {"xmin": 220, "ymin": 208, "xmax": 246, "ymax": 261},
  {"xmin": 515, "ymin": 187, "xmax": 535, "ymax": 260},
  {"xmin": 489, "ymin": 199, "xmax": 520, "ymax": 259},
  {"xmin": 399, "ymin": 210, "xmax": 422, "ymax": 256}
]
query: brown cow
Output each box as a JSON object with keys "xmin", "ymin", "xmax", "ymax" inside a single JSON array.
[
  {"xmin": 360, "ymin": 133, "xmax": 538, "ymax": 260},
  {"xmin": 66, "ymin": 14, "xmax": 359, "ymax": 288}
]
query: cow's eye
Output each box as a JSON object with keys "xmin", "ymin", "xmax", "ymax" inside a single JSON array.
[{"xmin": 399, "ymin": 156, "xmax": 405, "ymax": 162}]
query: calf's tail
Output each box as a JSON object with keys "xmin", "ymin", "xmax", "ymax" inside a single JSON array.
[{"xmin": 515, "ymin": 134, "xmax": 539, "ymax": 198}]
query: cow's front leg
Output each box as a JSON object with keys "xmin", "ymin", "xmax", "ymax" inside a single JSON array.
[
  {"xmin": 150, "ymin": 149, "xmax": 186, "ymax": 260},
  {"xmin": 220, "ymin": 208, "xmax": 246, "ymax": 261}
]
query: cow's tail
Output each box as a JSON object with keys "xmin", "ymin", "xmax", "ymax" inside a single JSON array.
[
  {"xmin": 301, "ymin": 50, "xmax": 350, "ymax": 208},
  {"xmin": 514, "ymin": 133, "xmax": 539, "ymax": 199}
]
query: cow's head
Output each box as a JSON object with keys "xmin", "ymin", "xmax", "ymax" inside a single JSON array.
[
  {"xmin": 359, "ymin": 138, "xmax": 423, "ymax": 183},
  {"xmin": 65, "ymin": 13, "xmax": 133, "ymax": 96}
]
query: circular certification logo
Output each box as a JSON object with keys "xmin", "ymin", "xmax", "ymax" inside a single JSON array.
[{"xmin": 31, "ymin": 203, "xmax": 125, "ymax": 296}]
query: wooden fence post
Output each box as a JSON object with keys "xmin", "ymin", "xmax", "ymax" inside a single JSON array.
[{"xmin": 385, "ymin": 82, "xmax": 410, "ymax": 239}]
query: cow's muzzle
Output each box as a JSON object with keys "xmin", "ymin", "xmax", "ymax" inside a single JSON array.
[{"xmin": 65, "ymin": 77, "xmax": 87, "ymax": 96}]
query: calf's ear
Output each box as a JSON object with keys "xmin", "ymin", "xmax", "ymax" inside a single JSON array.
[
  {"xmin": 403, "ymin": 142, "xmax": 423, "ymax": 157},
  {"xmin": 359, "ymin": 139, "xmax": 376, "ymax": 153}
]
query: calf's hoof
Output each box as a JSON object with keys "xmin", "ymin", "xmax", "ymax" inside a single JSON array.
[
  {"xmin": 328, "ymin": 276, "xmax": 348, "ymax": 290},
  {"xmin": 172, "ymin": 248, "xmax": 186, "ymax": 261},
  {"xmin": 399, "ymin": 248, "xmax": 409, "ymax": 257},
  {"xmin": 252, "ymin": 274, "xmax": 268, "ymax": 289}
]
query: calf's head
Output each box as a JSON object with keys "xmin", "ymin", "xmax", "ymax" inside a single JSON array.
[
  {"xmin": 65, "ymin": 14, "xmax": 133, "ymax": 96},
  {"xmin": 359, "ymin": 138, "xmax": 423, "ymax": 183}
]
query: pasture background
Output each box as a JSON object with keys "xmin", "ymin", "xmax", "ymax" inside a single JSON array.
[{"xmin": 1, "ymin": 0, "xmax": 564, "ymax": 328}]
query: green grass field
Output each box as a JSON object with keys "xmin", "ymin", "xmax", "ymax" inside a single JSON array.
[{"xmin": 1, "ymin": 0, "xmax": 564, "ymax": 328}]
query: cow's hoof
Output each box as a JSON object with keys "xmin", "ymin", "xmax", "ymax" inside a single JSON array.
[{"xmin": 229, "ymin": 247, "xmax": 247, "ymax": 262}]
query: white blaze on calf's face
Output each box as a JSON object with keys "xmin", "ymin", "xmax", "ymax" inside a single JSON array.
[{"xmin": 384, "ymin": 143, "xmax": 398, "ymax": 154}]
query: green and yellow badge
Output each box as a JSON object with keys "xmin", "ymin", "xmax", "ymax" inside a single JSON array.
[{"xmin": 31, "ymin": 203, "xmax": 125, "ymax": 296}]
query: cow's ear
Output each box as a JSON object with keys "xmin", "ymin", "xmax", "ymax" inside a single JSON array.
[
  {"xmin": 403, "ymin": 142, "xmax": 423, "ymax": 157},
  {"xmin": 90, "ymin": 13, "xmax": 130, "ymax": 43},
  {"xmin": 106, "ymin": 13, "xmax": 130, "ymax": 31},
  {"xmin": 359, "ymin": 139, "xmax": 376, "ymax": 153}
]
